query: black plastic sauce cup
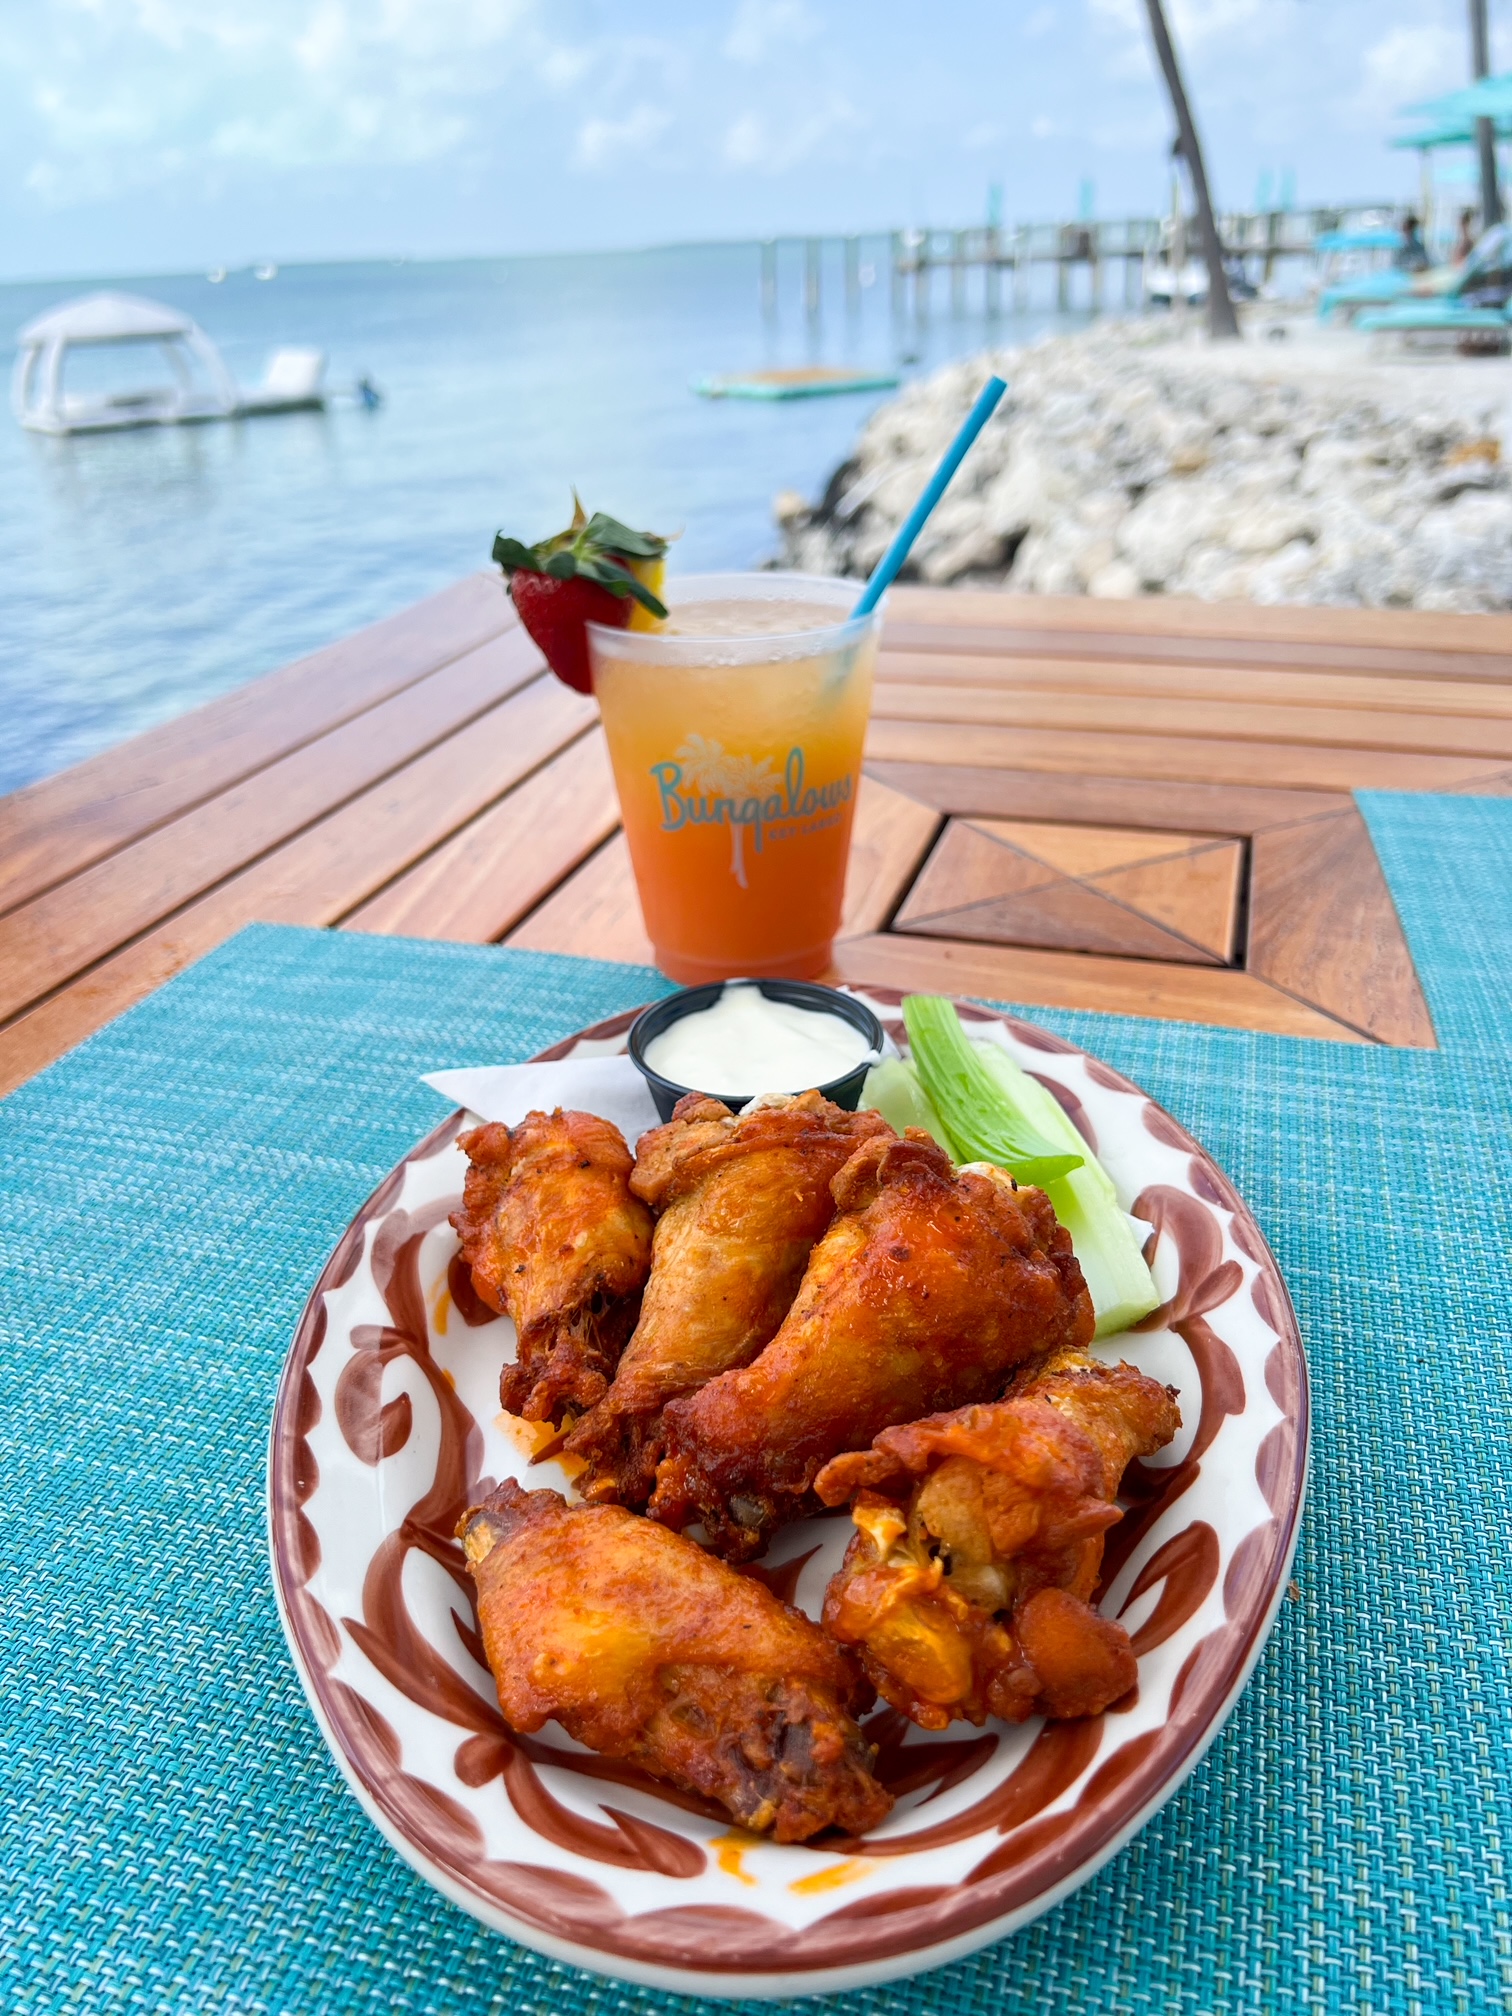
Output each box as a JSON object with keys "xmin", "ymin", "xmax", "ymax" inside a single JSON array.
[{"xmin": 627, "ymin": 980, "xmax": 885, "ymax": 1122}]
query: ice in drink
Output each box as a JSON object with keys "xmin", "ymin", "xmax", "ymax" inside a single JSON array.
[{"xmin": 589, "ymin": 575, "xmax": 878, "ymax": 984}]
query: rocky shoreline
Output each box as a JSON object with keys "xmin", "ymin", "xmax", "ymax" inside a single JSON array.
[{"xmin": 772, "ymin": 321, "xmax": 1512, "ymax": 612}]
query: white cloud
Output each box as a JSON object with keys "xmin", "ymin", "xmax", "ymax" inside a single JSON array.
[
  {"xmin": 1167, "ymin": 0, "xmax": 1273, "ymax": 47},
  {"xmin": 723, "ymin": 0, "xmax": 819, "ymax": 66},
  {"xmin": 1356, "ymin": 23, "xmax": 1463, "ymax": 118},
  {"xmin": 722, "ymin": 112, "xmax": 767, "ymax": 167},
  {"xmin": 721, "ymin": 91, "xmax": 861, "ymax": 173},
  {"xmin": 293, "ymin": 1, "xmax": 348, "ymax": 74},
  {"xmin": 539, "ymin": 45, "xmax": 593, "ymax": 90},
  {"xmin": 574, "ymin": 102, "xmax": 670, "ymax": 170},
  {"xmin": 0, "ymin": 0, "xmax": 1475, "ymax": 267},
  {"xmin": 8, "ymin": 0, "xmax": 551, "ymax": 200}
]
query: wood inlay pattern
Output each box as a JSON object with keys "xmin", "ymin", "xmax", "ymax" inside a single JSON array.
[
  {"xmin": 1246, "ymin": 810, "xmax": 1436, "ymax": 1048},
  {"xmin": 895, "ymin": 819, "xmax": 1243, "ymax": 968}
]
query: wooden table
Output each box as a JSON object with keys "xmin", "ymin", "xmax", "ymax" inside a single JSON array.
[{"xmin": 4, "ymin": 577, "xmax": 1510, "ymax": 1096}]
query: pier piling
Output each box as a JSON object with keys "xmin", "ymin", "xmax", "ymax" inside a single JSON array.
[
  {"xmin": 749, "ymin": 203, "xmax": 1394, "ymax": 325},
  {"xmin": 804, "ymin": 238, "xmax": 821, "ymax": 319}
]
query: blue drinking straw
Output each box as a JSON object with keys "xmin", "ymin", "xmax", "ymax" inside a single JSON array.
[{"xmin": 850, "ymin": 374, "xmax": 1008, "ymax": 618}]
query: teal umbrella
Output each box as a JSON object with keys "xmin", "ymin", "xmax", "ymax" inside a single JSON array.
[
  {"xmin": 1392, "ymin": 114, "xmax": 1512, "ymax": 149},
  {"xmin": 1403, "ymin": 72, "xmax": 1512, "ymax": 124}
]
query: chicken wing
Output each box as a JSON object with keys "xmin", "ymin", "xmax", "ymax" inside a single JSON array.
[
  {"xmin": 450, "ymin": 1110, "xmax": 653, "ymax": 1424},
  {"xmin": 458, "ymin": 1479, "xmax": 892, "ymax": 1842},
  {"xmin": 564, "ymin": 1091, "xmax": 893, "ymax": 1505},
  {"xmin": 814, "ymin": 1348, "xmax": 1181, "ymax": 1729},
  {"xmin": 649, "ymin": 1132, "xmax": 1095, "ymax": 1561}
]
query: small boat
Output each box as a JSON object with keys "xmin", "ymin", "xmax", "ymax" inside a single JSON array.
[
  {"xmin": 1144, "ymin": 253, "xmax": 1257, "ymax": 309},
  {"xmin": 253, "ymin": 263, "xmax": 278, "ymax": 282},
  {"xmin": 10, "ymin": 291, "xmax": 327, "ymax": 435},
  {"xmin": 1144, "ymin": 255, "xmax": 1209, "ymax": 308},
  {"xmin": 693, "ymin": 365, "xmax": 901, "ymax": 401}
]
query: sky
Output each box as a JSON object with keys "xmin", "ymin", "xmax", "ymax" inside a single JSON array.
[{"xmin": 0, "ymin": 0, "xmax": 1502, "ymax": 280}]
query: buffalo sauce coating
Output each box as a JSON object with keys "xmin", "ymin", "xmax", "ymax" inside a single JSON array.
[{"xmin": 649, "ymin": 1132, "xmax": 1095, "ymax": 1560}]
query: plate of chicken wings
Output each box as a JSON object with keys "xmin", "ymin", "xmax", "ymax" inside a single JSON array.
[{"xmin": 268, "ymin": 987, "xmax": 1308, "ymax": 2000}]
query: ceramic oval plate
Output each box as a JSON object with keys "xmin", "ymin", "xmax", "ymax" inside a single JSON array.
[{"xmin": 268, "ymin": 988, "xmax": 1307, "ymax": 2000}]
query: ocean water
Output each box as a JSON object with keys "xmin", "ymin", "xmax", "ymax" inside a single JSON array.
[{"xmin": 0, "ymin": 244, "xmax": 1082, "ymax": 795}]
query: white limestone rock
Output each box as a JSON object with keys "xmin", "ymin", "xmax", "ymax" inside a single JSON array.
[
  {"xmin": 772, "ymin": 320, "xmax": 1512, "ymax": 609},
  {"xmin": 1087, "ymin": 558, "xmax": 1142, "ymax": 599},
  {"xmin": 1117, "ymin": 479, "xmax": 1233, "ymax": 587}
]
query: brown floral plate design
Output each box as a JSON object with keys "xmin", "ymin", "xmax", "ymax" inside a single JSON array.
[{"xmin": 267, "ymin": 988, "xmax": 1308, "ymax": 2000}]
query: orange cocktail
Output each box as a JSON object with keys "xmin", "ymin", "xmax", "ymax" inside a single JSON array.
[{"xmin": 588, "ymin": 574, "xmax": 879, "ymax": 984}]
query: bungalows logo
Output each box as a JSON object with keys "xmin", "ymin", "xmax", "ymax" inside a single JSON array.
[{"xmin": 650, "ymin": 735, "xmax": 853, "ymax": 889}]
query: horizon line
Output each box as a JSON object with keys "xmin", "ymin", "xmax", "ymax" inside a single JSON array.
[{"xmin": 0, "ymin": 195, "xmax": 1408, "ymax": 293}]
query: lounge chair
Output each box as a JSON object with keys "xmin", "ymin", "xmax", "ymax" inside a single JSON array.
[
  {"xmin": 1319, "ymin": 267, "xmax": 1456, "ymax": 321},
  {"xmin": 1355, "ymin": 299, "xmax": 1510, "ymax": 344},
  {"xmin": 1340, "ymin": 223, "xmax": 1512, "ymax": 337}
]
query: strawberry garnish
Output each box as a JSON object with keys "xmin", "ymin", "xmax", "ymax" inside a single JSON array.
[{"xmin": 492, "ymin": 497, "xmax": 669, "ymax": 693}]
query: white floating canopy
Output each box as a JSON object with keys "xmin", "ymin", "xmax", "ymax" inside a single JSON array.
[
  {"xmin": 16, "ymin": 291, "xmax": 197, "ymax": 348},
  {"xmin": 11, "ymin": 290, "xmax": 240, "ymax": 432},
  {"xmin": 10, "ymin": 287, "xmax": 324, "ymax": 434}
]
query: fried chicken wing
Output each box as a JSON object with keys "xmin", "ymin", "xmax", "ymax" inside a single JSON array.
[
  {"xmin": 458, "ymin": 1479, "xmax": 892, "ymax": 1842},
  {"xmin": 564, "ymin": 1091, "xmax": 893, "ymax": 1505},
  {"xmin": 450, "ymin": 1110, "xmax": 653, "ymax": 1424},
  {"xmin": 815, "ymin": 1348, "xmax": 1181, "ymax": 1729},
  {"xmin": 649, "ymin": 1133, "xmax": 1095, "ymax": 1561}
]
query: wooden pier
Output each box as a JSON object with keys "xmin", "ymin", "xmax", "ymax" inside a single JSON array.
[
  {"xmin": 4, "ymin": 579, "xmax": 1512, "ymax": 1097},
  {"xmin": 758, "ymin": 203, "xmax": 1401, "ymax": 319}
]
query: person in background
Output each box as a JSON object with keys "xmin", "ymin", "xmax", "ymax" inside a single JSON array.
[
  {"xmin": 1454, "ymin": 208, "xmax": 1480, "ymax": 264},
  {"xmin": 1394, "ymin": 214, "xmax": 1431, "ymax": 272}
]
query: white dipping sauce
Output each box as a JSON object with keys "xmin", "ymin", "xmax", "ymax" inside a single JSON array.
[{"xmin": 644, "ymin": 983, "xmax": 874, "ymax": 1098}]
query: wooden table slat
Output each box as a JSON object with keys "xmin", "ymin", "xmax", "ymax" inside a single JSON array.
[
  {"xmin": 0, "ymin": 675, "xmax": 593, "ymax": 1097},
  {"xmin": 0, "ymin": 630, "xmax": 546, "ymax": 1026},
  {"xmin": 0, "ymin": 572, "xmax": 515, "ymax": 917},
  {"xmin": 885, "ymin": 586, "xmax": 1512, "ymax": 658},
  {"xmin": 875, "ymin": 647, "xmax": 1512, "ymax": 721},
  {"xmin": 341, "ymin": 731, "xmax": 620, "ymax": 943},
  {"xmin": 881, "ymin": 620, "xmax": 1512, "ymax": 684},
  {"xmin": 863, "ymin": 760, "xmax": 1356, "ymax": 836},
  {"xmin": 872, "ymin": 678, "xmax": 1512, "ymax": 761},
  {"xmin": 505, "ymin": 833, "xmax": 654, "ymax": 966},
  {"xmin": 865, "ymin": 717, "xmax": 1508, "ymax": 794},
  {"xmin": 826, "ymin": 932, "xmax": 1367, "ymax": 1043}
]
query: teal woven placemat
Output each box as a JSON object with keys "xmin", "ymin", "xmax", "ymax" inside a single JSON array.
[
  {"xmin": 3, "ymin": 792, "xmax": 1511, "ymax": 2016},
  {"xmin": 1358, "ymin": 789, "xmax": 1512, "ymax": 1055}
]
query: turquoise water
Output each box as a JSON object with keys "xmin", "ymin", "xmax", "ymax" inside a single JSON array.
[{"xmin": 0, "ymin": 245, "xmax": 1079, "ymax": 795}]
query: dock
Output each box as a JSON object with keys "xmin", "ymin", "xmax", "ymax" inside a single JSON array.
[
  {"xmin": 758, "ymin": 202, "xmax": 1402, "ymax": 318},
  {"xmin": 4, "ymin": 579, "xmax": 1511, "ymax": 1096}
]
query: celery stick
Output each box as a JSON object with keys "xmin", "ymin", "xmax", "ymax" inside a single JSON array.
[
  {"xmin": 902, "ymin": 995, "xmax": 1083, "ymax": 1186},
  {"xmin": 972, "ymin": 1040, "xmax": 1159, "ymax": 1339},
  {"xmin": 860, "ymin": 1057, "xmax": 952, "ymax": 1150}
]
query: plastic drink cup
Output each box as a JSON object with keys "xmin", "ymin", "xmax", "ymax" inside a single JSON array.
[{"xmin": 588, "ymin": 573, "xmax": 879, "ymax": 984}]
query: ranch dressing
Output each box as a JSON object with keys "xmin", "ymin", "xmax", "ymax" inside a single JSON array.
[{"xmin": 644, "ymin": 984, "xmax": 875, "ymax": 1097}]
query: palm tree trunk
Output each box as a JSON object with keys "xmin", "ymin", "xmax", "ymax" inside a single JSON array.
[
  {"xmin": 1470, "ymin": 0, "xmax": 1504, "ymax": 227},
  {"xmin": 1141, "ymin": 0, "xmax": 1240, "ymax": 340}
]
